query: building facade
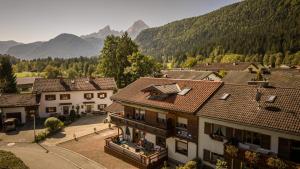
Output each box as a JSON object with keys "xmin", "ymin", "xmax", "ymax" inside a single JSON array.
[{"xmin": 33, "ymin": 78, "xmax": 117, "ymax": 118}]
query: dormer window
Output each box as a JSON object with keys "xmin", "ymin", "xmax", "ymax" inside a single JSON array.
[
  {"xmin": 266, "ymin": 95, "xmax": 276, "ymax": 103},
  {"xmin": 219, "ymin": 93, "xmax": 230, "ymax": 100},
  {"xmin": 141, "ymin": 83, "xmax": 181, "ymax": 100}
]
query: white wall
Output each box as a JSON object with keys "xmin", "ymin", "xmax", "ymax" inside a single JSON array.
[
  {"xmin": 39, "ymin": 90, "xmax": 113, "ymax": 118},
  {"xmin": 145, "ymin": 132, "xmax": 156, "ymax": 145},
  {"xmin": 167, "ymin": 137, "xmax": 197, "ymax": 164},
  {"xmin": 198, "ymin": 116, "xmax": 300, "ymax": 167},
  {"xmin": 3, "ymin": 107, "xmax": 26, "ymax": 124}
]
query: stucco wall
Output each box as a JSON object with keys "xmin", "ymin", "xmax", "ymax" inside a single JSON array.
[
  {"xmin": 198, "ymin": 116, "xmax": 300, "ymax": 167},
  {"xmin": 39, "ymin": 90, "xmax": 113, "ymax": 118},
  {"xmin": 3, "ymin": 107, "xmax": 26, "ymax": 124},
  {"xmin": 167, "ymin": 137, "xmax": 197, "ymax": 164}
]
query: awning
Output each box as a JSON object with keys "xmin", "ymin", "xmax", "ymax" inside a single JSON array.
[
  {"xmin": 59, "ymin": 103, "xmax": 72, "ymax": 106},
  {"xmin": 83, "ymin": 101, "xmax": 95, "ymax": 104}
]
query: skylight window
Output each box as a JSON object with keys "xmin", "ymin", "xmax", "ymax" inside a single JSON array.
[
  {"xmin": 178, "ymin": 88, "xmax": 191, "ymax": 96},
  {"xmin": 219, "ymin": 93, "xmax": 230, "ymax": 100},
  {"xmin": 266, "ymin": 95, "xmax": 277, "ymax": 103}
]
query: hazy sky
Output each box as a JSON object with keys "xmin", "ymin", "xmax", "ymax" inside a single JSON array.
[{"xmin": 0, "ymin": 0, "xmax": 240, "ymax": 43}]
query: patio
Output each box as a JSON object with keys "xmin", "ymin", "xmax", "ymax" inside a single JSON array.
[{"xmin": 105, "ymin": 135, "xmax": 167, "ymax": 169}]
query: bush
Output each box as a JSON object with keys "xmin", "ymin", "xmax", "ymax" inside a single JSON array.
[
  {"xmin": 70, "ymin": 109, "xmax": 76, "ymax": 121},
  {"xmin": 0, "ymin": 150, "xmax": 29, "ymax": 169},
  {"xmin": 34, "ymin": 131, "xmax": 47, "ymax": 142},
  {"xmin": 177, "ymin": 160, "xmax": 198, "ymax": 169},
  {"xmin": 44, "ymin": 117, "xmax": 64, "ymax": 132}
]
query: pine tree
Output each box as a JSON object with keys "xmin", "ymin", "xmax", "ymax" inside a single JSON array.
[{"xmin": 0, "ymin": 57, "xmax": 18, "ymax": 93}]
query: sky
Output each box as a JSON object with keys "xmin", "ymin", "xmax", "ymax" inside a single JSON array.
[{"xmin": 0, "ymin": 0, "xmax": 240, "ymax": 43}]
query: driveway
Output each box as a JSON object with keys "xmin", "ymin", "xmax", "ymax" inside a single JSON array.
[
  {"xmin": 0, "ymin": 119, "xmax": 46, "ymax": 143},
  {"xmin": 60, "ymin": 128, "xmax": 137, "ymax": 169},
  {"xmin": 0, "ymin": 142, "xmax": 105, "ymax": 169},
  {"xmin": 43, "ymin": 114, "xmax": 110, "ymax": 145}
]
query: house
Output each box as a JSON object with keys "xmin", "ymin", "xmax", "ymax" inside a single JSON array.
[
  {"xmin": 0, "ymin": 93, "xmax": 38, "ymax": 128},
  {"xmin": 16, "ymin": 77, "xmax": 39, "ymax": 92},
  {"xmin": 106, "ymin": 77, "xmax": 222, "ymax": 168},
  {"xmin": 222, "ymin": 69, "xmax": 300, "ymax": 88},
  {"xmin": 32, "ymin": 77, "xmax": 117, "ymax": 118},
  {"xmin": 161, "ymin": 70, "xmax": 221, "ymax": 81},
  {"xmin": 197, "ymin": 84, "xmax": 300, "ymax": 168},
  {"xmin": 193, "ymin": 62, "xmax": 262, "ymax": 72}
]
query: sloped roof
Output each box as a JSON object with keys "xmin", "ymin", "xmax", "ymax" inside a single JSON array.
[
  {"xmin": 16, "ymin": 77, "xmax": 40, "ymax": 85},
  {"xmin": 141, "ymin": 83, "xmax": 181, "ymax": 94},
  {"xmin": 111, "ymin": 77, "xmax": 222, "ymax": 114},
  {"xmin": 161, "ymin": 70, "xmax": 219, "ymax": 80},
  {"xmin": 104, "ymin": 102, "xmax": 124, "ymax": 113},
  {"xmin": 193, "ymin": 62, "xmax": 256, "ymax": 71},
  {"xmin": 0, "ymin": 93, "xmax": 38, "ymax": 108},
  {"xmin": 198, "ymin": 84, "xmax": 300, "ymax": 136},
  {"xmin": 33, "ymin": 78, "xmax": 117, "ymax": 93}
]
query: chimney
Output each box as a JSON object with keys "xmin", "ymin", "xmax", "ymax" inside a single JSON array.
[{"xmin": 88, "ymin": 77, "xmax": 94, "ymax": 83}]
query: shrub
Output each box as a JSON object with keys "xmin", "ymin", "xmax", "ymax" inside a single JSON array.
[
  {"xmin": 70, "ymin": 109, "xmax": 76, "ymax": 121},
  {"xmin": 216, "ymin": 159, "xmax": 228, "ymax": 169},
  {"xmin": 267, "ymin": 157, "xmax": 287, "ymax": 169},
  {"xmin": 0, "ymin": 150, "xmax": 29, "ymax": 169},
  {"xmin": 35, "ymin": 131, "xmax": 47, "ymax": 142},
  {"xmin": 176, "ymin": 160, "xmax": 197, "ymax": 169},
  {"xmin": 44, "ymin": 117, "xmax": 64, "ymax": 132}
]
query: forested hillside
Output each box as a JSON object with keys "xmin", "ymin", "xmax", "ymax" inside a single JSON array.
[{"xmin": 136, "ymin": 0, "xmax": 300, "ymax": 65}]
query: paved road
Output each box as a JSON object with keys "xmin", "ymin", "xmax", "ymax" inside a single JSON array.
[{"xmin": 0, "ymin": 142, "xmax": 106, "ymax": 169}]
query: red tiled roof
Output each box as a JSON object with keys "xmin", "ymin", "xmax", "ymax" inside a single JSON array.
[
  {"xmin": 33, "ymin": 78, "xmax": 117, "ymax": 93},
  {"xmin": 111, "ymin": 77, "xmax": 222, "ymax": 114},
  {"xmin": 198, "ymin": 84, "xmax": 300, "ymax": 136},
  {"xmin": 193, "ymin": 62, "xmax": 256, "ymax": 71},
  {"xmin": 0, "ymin": 93, "xmax": 38, "ymax": 108}
]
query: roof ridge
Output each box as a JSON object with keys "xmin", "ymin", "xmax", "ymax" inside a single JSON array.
[
  {"xmin": 223, "ymin": 83, "xmax": 300, "ymax": 90},
  {"xmin": 140, "ymin": 77, "xmax": 223, "ymax": 83}
]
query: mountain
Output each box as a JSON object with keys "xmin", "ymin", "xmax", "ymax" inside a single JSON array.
[
  {"xmin": 135, "ymin": 0, "xmax": 300, "ymax": 59},
  {"xmin": 126, "ymin": 20, "xmax": 149, "ymax": 39},
  {"xmin": 7, "ymin": 34, "xmax": 102, "ymax": 59},
  {"xmin": 81, "ymin": 25, "xmax": 123, "ymax": 39},
  {"xmin": 0, "ymin": 41, "xmax": 22, "ymax": 54}
]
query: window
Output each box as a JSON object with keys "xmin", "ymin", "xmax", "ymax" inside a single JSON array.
[
  {"xmin": 219, "ymin": 93, "xmax": 230, "ymax": 100},
  {"xmin": 203, "ymin": 149, "xmax": 224, "ymax": 164},
  {"xmin": 60, "ymin": 94, "xmax": 70, "ymax": 100},
  {"xmin": 46, "ymin": 107, "xmax": 56, "ymax": 113},
  {"xmin": 176, "ymin": 117, "xmax": 188, "ymax": 129},
  {"xmin": 81, "ymin": 105, "xmax": 84, "ymax": 109},
  {"xmin": 134, "ymin": 108, "xmax": 145, "ymax": 121},
  {"xmin": 98, "ymin": 93, "xmax": 107, "ymax": 99},
  {"xmin": 212, "ymin": 124, "xmax": 226, "ymax": 137},
  {"xmin": 156, "ymin": 136, "xmax": 166, "ymax": 148},
  {"xmin": 175, "ymin": 140, "xmax": 188, "ymax": 156},
  {"xmin": 98, "ymin": 104, "xmax": 107, "ymax": 110},
  {"xmin": 84, "ymin": 93, "xmax": 94, "ymax": 100},
  {"xmin": 266, "ymin": 95, "xmax": 277, "ymax": 103},
  {"xmin": 45, "ymin": 94, "xmax": 56, "ymax": 101},
  {"xmin": 157, "ymin": 113, "xmax": 166, "ymax": 124}
]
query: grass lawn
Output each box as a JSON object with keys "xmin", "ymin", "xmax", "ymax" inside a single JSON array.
[
  {"xmin": 15, "ymin": 72, "xmax": 46, "ymax": 78},
  {"xmin": 0, "ymin": 150, "xmax": 29, "ymax": 169}
]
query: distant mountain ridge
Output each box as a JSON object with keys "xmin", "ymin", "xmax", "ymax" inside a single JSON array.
[
  {"xmin": 1, "ymin": 20, "xmax": 149, "ymax": 59},
  {"xmin": 135, "ymin": 0, "xmax": 300, "ymax": 59}
]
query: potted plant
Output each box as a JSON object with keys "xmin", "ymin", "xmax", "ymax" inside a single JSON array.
[
  {"xmin": 225, "ymin": 145, "xmax": 239, "ymax": 169},
  {"xmin": 245, "ymin": 151, "xmax": 259, "ymax": 169}
]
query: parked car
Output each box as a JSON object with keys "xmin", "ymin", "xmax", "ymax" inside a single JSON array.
[{"xmin": 4, "ymin": 118, "xmax": 17, "ymax": 132}]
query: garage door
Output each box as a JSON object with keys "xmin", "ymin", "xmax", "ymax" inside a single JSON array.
[{"xmin": 6, "ymin": 112, "xmax": 22, "ymax": 125}]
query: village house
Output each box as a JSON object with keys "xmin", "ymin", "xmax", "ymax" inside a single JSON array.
[
  {"xmin": 105, "ymin": 77, "xmax": 222, "ymax": 168},
  {"xmin": 0, "ymin": 93, "xmax": 38, "ymax": 128},
  {"xmin": 16, "ymin": 77, "xmax": 40, "ymax": 93},
  {"xmin": 197, "ymin": 84, "xmax": 300, "ymax": 168},
  {"xmin": 161, "ymin": 70, "xmax": 221, "ymax": 81},
  {"xmin": 193, "ymin": 62, "xmax": 263, "ymax": 72},
  {"xmin": 32, "ymin": 77, "xmax": 117, "ymax": 118}
]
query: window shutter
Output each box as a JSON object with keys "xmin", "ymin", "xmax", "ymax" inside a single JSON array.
[
  {"xmin": 226, "ymin": 127, "xmax": 234, "ymax": 138},
  {"xmin": 278, "ymin": 138, "xmax": 291, "ymax": 160},
  {"xmin": 204, "ymin": 122, "xmax": 212, "ymax": 135},
  {"xmin": 203, "ymin": 149, "xmax": 211, "ymax": 162},
  {"xmin": 91, "ymin": 93, "xmax": 94, "ymax": 98},
  {"xmin": 234, "ymin": 129, "xmax": 243, "ymax": 141},
  {"xmin": 261, "ymin": 134, "xmax": 271, "ymax": 149}
]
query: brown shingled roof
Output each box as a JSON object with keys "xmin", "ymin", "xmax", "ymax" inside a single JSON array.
[
  {"xmin": 32, "ymin": 78, "xmax": 117, "ymax": 93},
  {"xmin": 161, "ymin": 70, "xmax": 219, "ymax": 80},
  {"xmin": 0, "ymin": 93, "xmax": 38, "ymax": 108},
  {"xmin": 193, "ymin": 62, "xmax": 256, "ymax": 71},
  {"xmin": 104, "ymin": 102, "xmax": 124, "ymax": 113},
  {"xmin": 198, "ymin": 84, "xmax": 300, "ymax": 136},
  {"xmin": 111, "ymin": 77, "xmax": 222, "ymax": 114}
]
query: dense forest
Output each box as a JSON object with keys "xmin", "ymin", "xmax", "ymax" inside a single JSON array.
[{"xmin": 136, "ymin": 0, "xmax": 300, "ymax": 66}]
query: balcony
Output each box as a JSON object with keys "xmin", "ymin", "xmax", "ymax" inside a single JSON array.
[
  {"xmin": 110, "ymin": 113, "xmax": 169, "ymax": 137},
  {"xmin": 104, "ymin": 135, "xmax": 167, "ymax": 169}
]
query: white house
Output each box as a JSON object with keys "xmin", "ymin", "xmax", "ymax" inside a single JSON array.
[
  {"xmin": 197, "ymin": 84, "xmax": 300, "ymax": 168},
  {"xmin": 32, "ymin": 77, "xmax": 117, "ymax": 118},
  {"xmin": 0, "ymin": 93, "xmax": 38, "ymax": 126}
]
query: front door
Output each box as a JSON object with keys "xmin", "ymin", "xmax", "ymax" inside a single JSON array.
[
  {"xmin": 63, "ymin": 106, "xmax": 69, "ymax": 115},
  {"xmin": 86, "ymin": 105, "xmax": 92, "ymax": 113}
]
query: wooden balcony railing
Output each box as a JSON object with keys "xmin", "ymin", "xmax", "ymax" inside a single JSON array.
[
  {"xmin": 109, "ymin": 113, "xmax": 169, "ymax": 137},
  {"xmin": 104, "ymin": 135, "xmax": 168, "ymax": 169}
]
